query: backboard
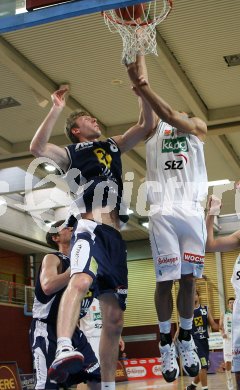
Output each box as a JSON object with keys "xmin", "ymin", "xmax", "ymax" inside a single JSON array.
[{"xmin": 0, "ymin": 0, "xmax": 151, "ymax": 34}]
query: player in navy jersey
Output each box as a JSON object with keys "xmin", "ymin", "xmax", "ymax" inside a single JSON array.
[
  {"xmin": 30, "ymin": 60, "xmax": 154, "ymax": 390},
  {"xmin": 186, "ymin": 290, "xmax": 218, "ymax": 390},
  {"xmin": 30, "ymin": 220, "xmax": 101, "ymax": 390}
]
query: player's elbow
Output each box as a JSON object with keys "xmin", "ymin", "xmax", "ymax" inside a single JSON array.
[
  {"xmin": 30, "ymin": 141, "xmax": 44, "ymax": 157},
  {"xmin": 42, "ymin": 283, "xmax": 54, "ymax": 296},
  {"xmin": 205, "ymin": 240, "xmax": 216, "ymax": 252}
]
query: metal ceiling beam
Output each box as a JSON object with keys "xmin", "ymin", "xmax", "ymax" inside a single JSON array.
[
  {"xmin": 0, "ymin": 135, "xmax": 12, "ymax": 154},
  {"xmin": 207, "ymin": 121, "xmax": 240, "ymax": 136},
  {"xmin": 0, "ymin": 36, "xmax": 147, "ymax": 175},
  {"xmin": 211, "ymin": 135, "xmax": 240, "ymax": 175},
  {"xmin": 0, "ymin": 36, "xmax": 105, "ymax": 130},
  {"xmin": 154, "ymin": 31, "xmax": 208, "ymax": 121},
  {"xmin": 209, "ymin": 106, "xmax": 240, "ymax": 125},
  {"xmin": 107, "ymin": 120, "xmax": 240, "ymax": 138}
]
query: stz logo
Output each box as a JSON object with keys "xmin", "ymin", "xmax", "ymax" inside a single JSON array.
[
  {"xmin": 164, "ymin": 154, "xmax": 188, "ymax": 170},
  {"xmin": 236, "ymin": 270, "xmax": 240, "ymax": 280}
]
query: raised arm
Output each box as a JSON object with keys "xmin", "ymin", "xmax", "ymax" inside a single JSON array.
[
  {"xmin": 128, "ymin": 69, "xmax": 207, "ymax": 141},
  {"xmin": 30, "ymin": 88, "xmax": 69, "ymax": 171},
  {"xmin": 206, "ymin": 196, "xmax": 240, "ymax": 252},
  {"xmin": 113, "ymin": 56, "xmax": 157, "ymax": 153}
]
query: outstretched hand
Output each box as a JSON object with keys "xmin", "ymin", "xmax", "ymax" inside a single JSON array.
[
  {"xmin": 207, "ymin": 195, "xmax": 222, "ymax": 215},
  {"xmin": 51, "ymin": 87, "xmax": 69, "ymax": 108},
  {"xmin": 125, "ymin": 61, "xmax": 148, "ymax": 87}
]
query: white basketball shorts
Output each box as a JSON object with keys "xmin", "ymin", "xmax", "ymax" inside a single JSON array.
[
  {"xmin": 232, "ymin": 297, "xmax": 240, "ymax": 372},
  {"xmin": 149, "ymin": 204, "xmax": 207, "ymax": 282},
  {"xmin": 223, "ymin": 338, "xmax": 233, "ymax": 362}
]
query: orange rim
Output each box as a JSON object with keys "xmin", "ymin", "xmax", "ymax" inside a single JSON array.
[{"xmin": 101, "ymin": 0, "xmax": 172, "ymax": 27}]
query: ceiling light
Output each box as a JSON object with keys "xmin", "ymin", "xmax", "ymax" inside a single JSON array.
[
  {"xmin": 141, "ymin": 221, "xmax": 149, "ymax": 229},
  {"xmin": 44, "ymin": 164, "xmax": 56, "ymax": 172},
  {"xmin": 0, "ymin": 97, "xmax": 21, "ymax": 109},
  {"xmin": 111, "ymin": 79, "xmax": 123, "ymax": 86},
  {"xmin": 208, "ymin": 179, "xmax": 231, "ymax": 187},
  {"xmin": 224, "ymin": 53, "xmax": 240, "ymax": 67},
  {"xmin": 45, "ymin": 220, "xmax": 56, "ymax": 227}
]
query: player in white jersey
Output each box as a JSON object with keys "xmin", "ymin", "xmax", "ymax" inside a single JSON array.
[
  {"xmin": 219, "ymin": 297, "xmax": 235, "ymax": 390},
  {"xmin": 80, "ymin": 298, "xmax": 125, "ymax": 362},
  {"xmin": 80, "ymin": 298, "xmax": 102, "ymax": 361},
  {"xmin": 127, "ymin": 58, "xmax": 208, "ymax": 383},
  {"xmin": 206, "ymin": 194, "xmax": 240, "ymax": 389}
]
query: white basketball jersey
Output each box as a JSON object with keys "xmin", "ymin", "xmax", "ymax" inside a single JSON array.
[
  {"xmin": 80, "ymin": 298, "xmax": 102, "ymax": 338},
  {"xmin": 231, "ymin": 254, "xmax": 240, "ymax": 298},
  {"xmin": 224, "ymin": 310, "xmax": 233, "ymax": 338},
  {"xmin": 145, "ymin": 120, "xmax": 208, "ymax": 205}
]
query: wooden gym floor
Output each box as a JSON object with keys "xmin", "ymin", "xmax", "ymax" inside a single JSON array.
[{"xmin": 115, "ymin": 373, "xmax": 236, "ymax": 389}]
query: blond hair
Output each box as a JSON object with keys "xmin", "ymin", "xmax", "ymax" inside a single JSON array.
[{"xmin": 65, "ymin": 110, "xmax": 89, "ymax": 143}]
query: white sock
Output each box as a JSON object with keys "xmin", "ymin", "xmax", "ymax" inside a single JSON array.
[
  {"xmin": 159, "ymin": 320, "xmax": 171, "ymax": 334},
  {"xmin": 226, "ymin": 369, "xmax": 232, "ymax": 380},
  {"xmin": 57, "ymin": 337, "xmax": 72, "ymax": 350},
  {"xmin": 202, "ymin": 386, "xmax": 208, "ymax": 390},
  {"xmin": 101, "ymin": 382, "xmax": 115, "ymax": 390},
  {"xmin": 179, "ymin": 316, "xmax": 193, "ymax": 330}
]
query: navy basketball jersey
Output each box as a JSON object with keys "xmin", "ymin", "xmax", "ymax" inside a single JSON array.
[
  {"xmin": 192, "ymin": 305, "xmax": 209, "ymax": 339},
  {"xmin": 32, "ymin": 252, "xmax": 70, "ymax": 324},
  {"xmin": 33, "ymin": 252, "xmax": 95, "ymax": 323},
  {"xmin": 65, "ymin": 138, "xmax": 128, "ymax": 222}
]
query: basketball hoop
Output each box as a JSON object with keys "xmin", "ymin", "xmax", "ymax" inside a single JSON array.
[{"xmin": 102, "ymin": 1, "xmax": 173, "ymax": 64}]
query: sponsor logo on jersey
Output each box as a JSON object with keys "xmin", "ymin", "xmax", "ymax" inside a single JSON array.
[
  {"xmin": 164, "ymin": 128, "xmax": 173, "ymax": 136},
  {"xmin": 236, "ymin": 270, "xmax": 240, "ymax": 280},
  {"xmin": 164, "ymin": 153, "xmax": 188, "ymax": 170},
  {"xmin": 75, "ymin": 141, "xmax": 93, "ymax": 150},
  {"xmin": 93, "ymin": 312, "xmax": 102, "ymax": 321},
  {"xmin": 157, "ymin": 255, "xmax": 179, "ymax": 266},
  {"xmin": 184, "ymin": 252, "xmax": 204, "ymax": 264},
  {"xmin": 162, "ymin": 137, "xmax": 188, "ymax": 153},
  {"xmin": 116, "ymin": 288, "xmax": 128, "ymax": 295},
  {"xmin": 194, "ymin": 316, "xmax": 203, "ymax": 326},
  {"xmin": 94, "ymin": 147, "xmax": 112, "ymax": 168}
]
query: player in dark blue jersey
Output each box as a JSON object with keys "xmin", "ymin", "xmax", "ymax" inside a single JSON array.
[
  {"xmin": 30, "ymin": 57, "xmax": 154, "ymax": 390},
  {"xmin": 30, "ymin": 220, "xmax": 101, "ymax": 390},
  {"xmin": 186, "ymin": 290, "xmax": 218, "ymax": 390}
]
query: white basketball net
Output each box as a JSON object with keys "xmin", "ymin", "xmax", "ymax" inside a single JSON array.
[{"xmin": 102, "ymin": 1, "xmax": 172, "ymax": 64}]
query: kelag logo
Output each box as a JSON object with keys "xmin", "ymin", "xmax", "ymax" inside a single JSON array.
[
  {"xmin": 162, "ymin": 137, "xmax": 188, "ymax": 153},
  {"xmin": 93, "ymin": 312, "xmax": 102, "ymax": 321}
]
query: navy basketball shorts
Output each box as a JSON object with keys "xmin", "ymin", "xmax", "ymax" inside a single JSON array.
[
  {"xmin": 70, "ymin": 219, "xmax": 128, "ymax": 311},
  {"xmin": 30, "ymin": 319, "xmax": 100, "ymax": 389},
  {"xmin": 194, "ymin": 338, "xmax": 209, "ymax": 369}
]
